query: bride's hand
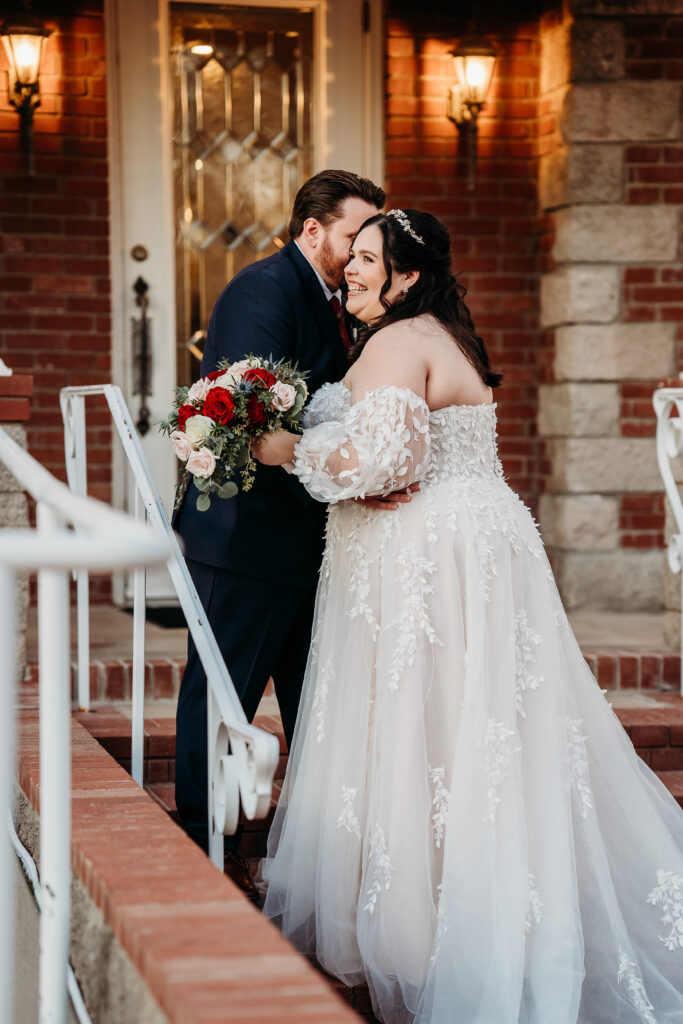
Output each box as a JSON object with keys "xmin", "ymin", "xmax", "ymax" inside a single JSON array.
[
  {"xmin": 354, "ymin": 482, "xmax": 420, "ymax": 511},
  {"xmin": 251, "ymin": 430, "xmax": 299, "ymax": 466}
]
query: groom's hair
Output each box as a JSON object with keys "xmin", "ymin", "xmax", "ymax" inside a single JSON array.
[{"xmin": 288, "ymin": 170, "xmax": 385, "ymax": 238}]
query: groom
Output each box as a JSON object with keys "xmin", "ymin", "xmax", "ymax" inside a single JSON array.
[{"xmin": 174, "ymin": 170, "xmax": 385, "ymax": 884}]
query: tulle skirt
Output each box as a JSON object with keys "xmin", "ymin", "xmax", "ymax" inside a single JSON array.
[{"xmin": 261, "ymin": 478, "xmax": 683, "ymax": 1024}]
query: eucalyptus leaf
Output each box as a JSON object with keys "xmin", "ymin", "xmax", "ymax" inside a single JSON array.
[
  {"xmin": 196, "ymin": 492, "xmax": 211, "ymax": 512},
  {"xmin": 193, "ymin": 476, "xmax": 210, "ymax": 493},
  {"xmin": 292, "ymin": 392, "xmax": 305, "ymax": 416},
  {"xmin": 218, "ymin": 481, "xmax": 239, "ymax": 499}
]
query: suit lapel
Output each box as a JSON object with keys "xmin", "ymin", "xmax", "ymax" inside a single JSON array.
[{"xmin": 286, "ymin": 241, "xmax": 348, "ymax": 379}]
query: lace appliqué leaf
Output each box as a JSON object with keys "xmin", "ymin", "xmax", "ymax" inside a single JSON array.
[
  {"xmin": 514, "ymin": 610, "xmax": 544, "ymax": 717},
  {"xmin": 312, "ymin": 660, "xmax": 333, "ymax": 744},
  {"xmin": 337, "ymin": 785, "xmax": 361, "ymax": 842},
  {"xmin": 564, "ymin": 717, "xmax": 593, "ymax": 819},
  {"xmin": 345, "ymin": 518, "xmax": 379, "ymax": 636},
  {"xmin": 389, "ymin": 545, "xmax": 442, "ymax": 692},
  {"xmin": 428, "ymin": 764, "xmax": 449, "ymax": 848},
  {"xmin": 617, "ymin": 949, "xmax": 658, "ymax": 1024},
  {"xmin": 646, "ymin": 870, "xmax": 683, "ymax": 951},
  {"xmin": 525, "ymin": 872, "xmax": 543, "ymax": 934},
  {"xmin": 478, "ymin": 719, "xmax": 521, "ymax": 823},
  {"xmin": 364, "ymin": 824, "xmax": 393, "ymax": 914}
]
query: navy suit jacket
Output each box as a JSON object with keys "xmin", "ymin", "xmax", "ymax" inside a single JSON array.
[{"xmin": 174, "ymin": 240, "xmax": 348, "ymax": 587}]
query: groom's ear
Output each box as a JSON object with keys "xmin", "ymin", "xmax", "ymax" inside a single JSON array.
[{"xmin": 301, "ymin": 217, "xmax": 322, "ymax": 249}]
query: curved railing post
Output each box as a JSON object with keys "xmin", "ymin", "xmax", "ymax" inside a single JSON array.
[{"xmin": 653, "ymin": 387, "xmax": 683, "ymax": 697}]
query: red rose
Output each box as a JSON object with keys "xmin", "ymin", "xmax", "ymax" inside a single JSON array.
[
  {"xmin": 243, "ymin": 367, "xmax": 277, "ymax": 389},
  {"xmin": 177, "ymin": 404, "xmax": 196, "ymax": 431},
  {"xmin": 205, "ymin": 369, "xmax": 224, "ymax": 381},
  {"xmin": 246, "ymin": 393, "xmax": 267, "ymax": 427},
  {"xmin": 203, "ymin": 387, "xmax": 236, "ymax": 424}
]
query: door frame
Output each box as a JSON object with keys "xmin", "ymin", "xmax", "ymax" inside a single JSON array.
[{"xmin": 104, "ymin": 0, "xmax": 384, "ymax": 603}]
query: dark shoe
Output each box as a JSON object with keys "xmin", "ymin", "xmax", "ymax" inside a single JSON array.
[{"xmin": 224, "ymin": 849, "xmax": 259, "ymax": 902}]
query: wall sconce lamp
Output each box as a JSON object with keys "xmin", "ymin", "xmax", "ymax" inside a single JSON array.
[
  {"xmin": 447, "ymin": 28, "xmax": 497, "ymax": 192},
  {"xmin": 1, "ymin": 8, "xmax": 51, "ymax": 175}
]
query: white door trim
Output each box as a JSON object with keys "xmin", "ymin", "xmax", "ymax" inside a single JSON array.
[{"xmin": 104, "ymin": 0, "xmax": 384, "ymax": 603}]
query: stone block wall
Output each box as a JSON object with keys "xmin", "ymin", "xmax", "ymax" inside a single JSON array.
[
  {"xmin": 538, "ymin": 0, "xmax": 683, "ymax": 610},
  {"xmin": 0, "ymin": 1, "xmax": 112, "ymax": 602}
]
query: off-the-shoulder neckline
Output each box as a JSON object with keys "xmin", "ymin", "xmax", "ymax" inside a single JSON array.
[{"xmin": 334, "ymin": 380, "xmax": 497, "ymax": 414}]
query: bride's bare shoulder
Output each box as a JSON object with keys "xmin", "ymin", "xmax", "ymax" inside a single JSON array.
[{"xmin": 361, "ymin": 314, "xmax": 438, "ymax": 353}]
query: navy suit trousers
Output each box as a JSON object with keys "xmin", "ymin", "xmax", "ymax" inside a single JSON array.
[{"xmin": 175, "ymin": 559, "xmax": 317, "ymax": 852}]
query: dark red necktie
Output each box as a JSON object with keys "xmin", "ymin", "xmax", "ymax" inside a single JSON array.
[{"xmin": 329, "ymin": 295, "xmax": 352, "ymax": 351}]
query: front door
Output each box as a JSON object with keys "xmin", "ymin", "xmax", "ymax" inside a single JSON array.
[{"xmin": 105, "ymin": 0, "xmax": 383, "ymax": 603}]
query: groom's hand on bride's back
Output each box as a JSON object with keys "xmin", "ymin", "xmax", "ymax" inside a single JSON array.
[{"xmin": 354, "ymin": 482, "xmax": 420, "ymax": 511}]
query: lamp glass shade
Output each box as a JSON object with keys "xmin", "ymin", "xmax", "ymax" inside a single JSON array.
[
  {"xmin": 1, "ymin": 16, "xmax": 50, "ymax": 87},
  {"xmin": 453, "ymin": 52, "xmax": 496, "ymax": 107}
]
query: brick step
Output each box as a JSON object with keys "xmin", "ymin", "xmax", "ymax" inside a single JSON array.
[
  {"xmin": 27, "ymin": 658, "xmax": 188, "ymax": 704},
  {"xmin": 27, "ymin": 658, "xmax": 279, "ymax": 706},
  {"xmin": 583, "ymin": 652, "xmax": 681, "ymax": 691},
  {"xmin": 26, "ymin": 649, "xmax": 683, "ymax": 707},
  {"xmin": 614, "ymin": 698, "xmax": 683, "ymax": 774},
  {"xmin": 658, "ymin": 771, "xmax": 683, "ymax": 808},
  {"xmin": 79, "ymin": 696, "xmax": 683, "ymax": 831},
  {"xmin": 73, "ymin": 708, "xmax": 288, "ymax": 786}
]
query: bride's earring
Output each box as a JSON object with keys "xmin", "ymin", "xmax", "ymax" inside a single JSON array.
[{"xmin": 402, "ymin": 283, "xmax": 410, "ymax": 295}]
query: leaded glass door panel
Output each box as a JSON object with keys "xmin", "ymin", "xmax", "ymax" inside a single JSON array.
[{"xmin": 171, "ymin": 4, "xmax": 313, "ymax": 386}]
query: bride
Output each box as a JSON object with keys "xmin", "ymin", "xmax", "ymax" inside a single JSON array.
[{"xmin": 254, "ymin": 209, "xmax": 683, "ymax": 1024}]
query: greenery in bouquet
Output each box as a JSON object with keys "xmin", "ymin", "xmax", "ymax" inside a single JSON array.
[{"xmin": 160, "ymin": 355, "xmax": 308, "ymax": 511}]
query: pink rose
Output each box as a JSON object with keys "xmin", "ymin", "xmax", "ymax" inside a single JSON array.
[
  {"xmin": 270, "ymin": 381, "xmax": 297, "ymax": 411},
  {"xmin": 170, "ymin": 429, "xmax": 193, "ymax": 462},
  {"xmin": 186, "ymin": 447, "xmax": 216, "ymax": 478},
  {"xmin": 187, "ymin": 377, "xmax": 213, "ymax": 403}
]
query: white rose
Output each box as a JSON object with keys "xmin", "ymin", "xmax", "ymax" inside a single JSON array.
[
  {"xmin": 212, "ymin": 370, "xmax": 242, "ymax": 389},
  {"xmin": 270, "ymin": 381, "xmax": 297, "ymax": 411},
  {"xmin": 212, "ymin": 359, "xmax": 253, "ymax": 390},
  {"xmin": 187, "ymin": 378, "xmax": 212, "ymax": 403},
  {"xmin": 184, "ymin": 414, "xmax": 214, "ymax": 445},
  {"xmin": 170, "ymin": 429, "xmax": 193, "ymax": 461},
  {"xmin": 186, "ymin": 447, "xmax": 216, "ymax": 478}
]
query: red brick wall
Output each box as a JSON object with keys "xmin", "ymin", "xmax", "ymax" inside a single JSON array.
[
  {"xmin": 618, "ymin": 16, "xmax": 683, "ymax": 551},
  {"xmin": 0, "ymin": 3, "xmax": 112, "ymax": 599},
  {"xmin": 385, "ymin": 9, "xmax": 542, "ymax": 507}
]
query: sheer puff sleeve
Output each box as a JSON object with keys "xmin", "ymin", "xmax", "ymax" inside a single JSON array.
[{"xmin": 291, "ymin": 386, "xmax": 431, "ymax": 504}]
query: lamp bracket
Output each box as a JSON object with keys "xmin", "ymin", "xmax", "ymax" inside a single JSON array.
[{"xmin": 8, "ymin": 76, "xmax": 41, "ymax": 112}]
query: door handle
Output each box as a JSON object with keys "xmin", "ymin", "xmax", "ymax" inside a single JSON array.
[{"xmin": 132, "ymin": 276, "xmax": 152, "ymax": 435}]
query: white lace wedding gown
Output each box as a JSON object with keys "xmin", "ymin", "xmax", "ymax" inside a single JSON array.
[{"xmin": 261, "ymin": 382, "xmax": 683, "ymax": 1024}]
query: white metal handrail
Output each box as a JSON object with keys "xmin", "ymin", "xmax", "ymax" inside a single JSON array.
[
  {"xmin": 59, "ymin": 385, "xmax": 279, "ymax": 869},
  {"xmin": 653, "ymin": 387, "xmax": 683, "ymax": 696},
  {"xmin": 0, "ymin": 424, "xmax": 171, "ymax": 1024}
]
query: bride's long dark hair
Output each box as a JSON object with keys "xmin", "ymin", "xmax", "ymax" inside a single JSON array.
[{"xmin": 347, "ymin": 209, "xmax": 502, "ymax": 389}]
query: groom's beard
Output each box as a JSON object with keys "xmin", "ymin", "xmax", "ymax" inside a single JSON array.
[{"xmin": 318, "ymin": 235, "xmax": 347, "ymax": 291}]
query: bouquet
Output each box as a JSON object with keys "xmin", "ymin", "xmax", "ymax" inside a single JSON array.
[{"xmin": 161, "ymin": 355, "xmax": 308, "ymax": 511}]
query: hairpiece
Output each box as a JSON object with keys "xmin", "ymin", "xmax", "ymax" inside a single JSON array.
[{"xmin": 386, "ymin": 209, "xmax": 425, "ymax": 246}]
